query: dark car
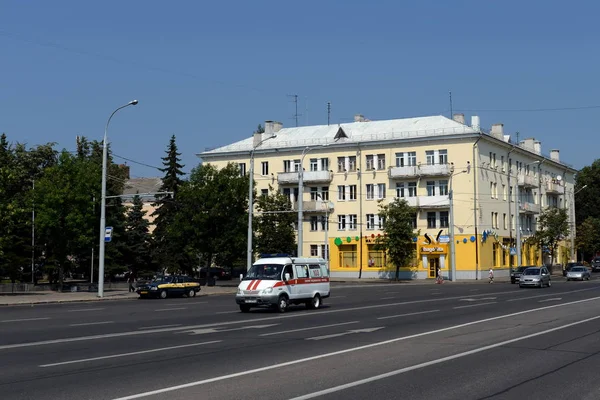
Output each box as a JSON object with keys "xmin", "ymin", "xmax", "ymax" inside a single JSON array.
[
  {"xmin": 510, "ymin": 266, "xmax": 529, "ymax": 284},
  {"xmin": 136, "ymin": 275, "xmax": 201, "ymax": 299},
  {"xmin": 563, "ymin": 262, "xmax": 585, "ymax": 276},
  {"xmin": 199, "ymin": 267, "xmax": 232, "ymax": 280},
  {"xmin": 592, "ymin": 257, "xmax": 600, "ymax": 272}
]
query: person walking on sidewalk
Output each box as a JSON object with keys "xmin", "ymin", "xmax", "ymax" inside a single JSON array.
[
  {"xmin": 488, "ymin": 268, "xmax": 494, "ymax": 284},
  {"xmin": 128, "ymin": 273, "xmax": 136, "ymax": 292},
  {"xmin": 436, "ymin": 267, "xmax": 443, "ymax": 284}
]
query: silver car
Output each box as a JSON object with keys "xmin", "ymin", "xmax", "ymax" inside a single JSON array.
[
  {"xmin": 519, "ymin": 267, "xmax": 552, "ymax": 288},
  {"xmin": 566, "ymin": 266, "xmax": 591, "ymax": 281}
]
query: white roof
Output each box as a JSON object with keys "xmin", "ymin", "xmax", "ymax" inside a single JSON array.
[{"xmin": 199, "ymin": 115, "xmax": 477, "ymax": 156}]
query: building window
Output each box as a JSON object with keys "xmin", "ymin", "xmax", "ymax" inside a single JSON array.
[
  {"xmin": 503, "ymin": 184, "xmax": 506, "ymax": 201},
  {"xmin": 377, "ymin": 183, "xmax": 386, "ymax": 199},
  {"xmin": 492, "ymin": 244, "xmax": 498, "ymax": 267},
  {"xmin": 310, "ymin": 245, "xmax": 318, "ymax": 257},
  {"xmin": 396, "ymin": 182, "xmax": 405, "ymax": 198},
  {"xmin": 408, "ymin": 182, "xmax": 417, "ymax": 197},
  {"xmin": 349, "ymin": 185, "xmax": 357, "ymax": 200},
  {"xmin": 407, "ymin": 152, "xmax": 417, "ymax": 166},
  {"xmin": 284, "ymin": 160, "xmax": 292, "ymax": 173},
  {"xmin": 366, "ymin": 155, "xmax": 375, "ymax": 170},
  {"xmin": 491, "ymin": 212, "xmax": 495, "ymax": 229},
  {"xmin": 320, "ymin": 215, "xmax": 328, "ymax": 231},
  {"xmin": 261, "ymin": 161, "xmax": 268, "ymax": 176},
  {"xmin": 377, "ymin": 154, "xmax": 386, "ymax": 170},
  {"xmin": 439, "ymin": 149, "xmax": 448, "ymax": 165},
  {"xmin": 349, "ymin": 214, "xmax": 357, "ymax": 230},
  {"xmin": 366, "ymin": 184, "xmax": 374, "ymax": 200},
  {"xmin": 366, "ymin": 214, "xmax": 375, "ymax": 230},
  {"xmin": 338, "ymin": 185, "xmax": 346, "ymax": 201},
  {"xmin": 427, "ymin": 181, "xmax": 435, "ymax": 196},
  {"xmin": 440, "ymin": 211, "xmax": 449, "ymax": 228},
  {"xmin": 411, "ymin": 213, "xmax": 417, "ymax": 229},
  {"xmin": 378, "ymin": 216, "xmax": 386, "ymax": 229},
  {"xmin": 294, "ymin": 159, "xmax": 301, "ymax": 172},
  {"xmin": 427, "ymin": 212, "xmax": 436, "ymax": 228},
  {"xmin": 238, "ymin": 163, "xmax": 246, "ymax": 176},
  {"xmin": 337, "ymin": 157, "xmax": 345, "ymax": 172},
  {"xmin": 310, "ymin": 158, "xmax": 318, "ymax": 171},
  {"xmin": 426, "ymin": 150, "xmax": 435, "ymax": 165},
  {"xmin": 320, "ymin": 158, "xmax": 329, "ymax": 171},
  {"xmin": 338, "ymin": 215, "xmax": 346, "ymax": 230},
  {"xmin": 321, "ymin": 187, "xmax": 329, "ymax": 201},
  {"xmin": 310, "ymin": 187, "xmax": 318, "ymax": 200},
  {"xmin": 503, "ymin": 213, "xmax": 507, "ymax": 229},
  {"xmin": 439, "ymin": 180, "xmax": 448, "ymax": 196},
  {"xmin": 348, "ymin": 156, "xmax": 357, "ymax": 171},
  {"xmin": 261, "ymin": 189, "xmax": 268, "ymax": 197},
  {"xmin": 495, "ymin": 212, "xmax": 499, "ymax": 229},
  {"xmin": 310, "ymin": 216, "xmax": 318, "ymax": 231},
  {"xmin": 395, "ymin": 152, "xmax": 404, "ymax": 167}
]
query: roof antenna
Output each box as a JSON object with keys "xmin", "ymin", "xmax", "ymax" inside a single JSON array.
[
  {"xmin": 327, "ymin": 101, "xmax": 331, "ymax": 126},
  {"xmin": 449, "ymin": 90, "xmax": 453, "ymax": 118}
]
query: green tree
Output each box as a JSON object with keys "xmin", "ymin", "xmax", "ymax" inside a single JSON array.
[
  {"xmin": 255, "ymin": 124, "xmax": 265, "ymax": 134},
  {"xmin": 533, "ymin": 207, "xmax": 570, "ymax": 265},
  {"xmin": 124, "ymin": 195, "xmax": 151, "ymax": 276},
  {"xmin": 576, "ymin": 217, "xmax": 600, "ymax": 262},
  {"xmin": 575, "ymin": 160, "xmax": 600, "ymax": 227},
  {"xmin": 151, "ymin": 135, "xmax": 185, "ymax": 273},
  {"xmin": 254, "ymin": 185, "xmax": 296, "ymax": 255},
  {"xmin": 374, "ymin": 198, "xmax": 418, "ymax": 280}
]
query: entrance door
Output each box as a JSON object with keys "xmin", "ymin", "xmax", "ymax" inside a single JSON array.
[{"xmin": 428, "ymin": 257, "xmax": 440, "ymax": 278}]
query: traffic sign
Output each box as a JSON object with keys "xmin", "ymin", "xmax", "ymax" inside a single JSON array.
[{"xmin": 105, "ymin": 226, "xmax": 113, "ymax": 242}]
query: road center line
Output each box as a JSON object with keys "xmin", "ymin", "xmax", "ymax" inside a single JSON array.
[
  {"xmin": 377, "ymin": 310, "xmax": 440, "ymax": 320},
  {"xmin": 260, "ymin": 321, "xmax": 360, "ymax": 337},
  {"xmin": 154, "ymin": 307, "xmax": 187, "ymax": 312},
  {"xmin": 380, "ymin": 297, "xmax": 395, "ymax": 300},
  {"xmin": 506, "ymin": 287, "xmax": 596, "ymax": 302},
  {"xmin": 453, "ymin": 302, "xmax": 497, "ymax": 309},
  {"xmin": 288, "ymin": 315, "xmax": 600, "ymax": 400},
  {"xmin": 215, "ymin": 311, "xmax": 239, "ymax": 314},
  {"xmin": 109, "ymin": 296, "xmax": 600, "ymax": 400},
  {"xmin": 67, "ymin": 308, "xmax": 105, "ymax": 312},
  {"xmin": 138, "ymin": 324, "xmax": 182, "ymax": 330},
  {"xmin": 1, "ymin": 317, "xmax": 50, "ymax": 323},
  {"xmin": 39, "ymin": 341, "xmax": 221, "ymax": 368},
  {"xmin": 69, "ymin": 321, "xmax": 114, "ymax": 327}
]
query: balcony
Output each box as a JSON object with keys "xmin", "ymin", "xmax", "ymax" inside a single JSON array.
[
  {"xmin": 292, "ymin": 200, "xmax": 334, "ymax": 213},
  {"xmin": 388, "ymin": 164, "xmax": 453, "ymax": 179},
  {"xmin": 545, "ymin": 181, "xmax": 565, "ymax": 195},
  {"xmin": 277, "ymin": 170, "xmax": 333, "ymax": 185},
  {"xmin": 519, "ymin": 201, "xmax": 541, "ymax": 214},
  {"xmin": 417, "ymin": 195, "xmax": 450, "ymax": 208},
  {"xmin": 518, "ymin": 175, "xmax": 538, "ymax": 188}
]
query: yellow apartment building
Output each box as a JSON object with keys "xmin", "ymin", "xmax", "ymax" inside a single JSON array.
[{"xmin": 198, "ymin": 114, "xmax": 577, "ymax": 280}]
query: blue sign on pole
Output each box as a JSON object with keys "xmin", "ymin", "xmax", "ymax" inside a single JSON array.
[
  {"xmin": 105, "ymin": 226, "xmax": 113, "ymax": 243},
  {"xmin": 510, "ymin": 247, "xmax": 517, "ymax": 256}
]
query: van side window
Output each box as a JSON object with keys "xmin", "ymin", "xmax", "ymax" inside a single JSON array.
[
  {"xmin": 309, "ymin": 264, "xmax": 322, "ymax": 278},
  {"xmin": 295, "ymin": 265, "xmax": 308, "ymax": 279},
  {"xmin": 283, "ymin": 264, "xmax": 294, "ymax": 279}
]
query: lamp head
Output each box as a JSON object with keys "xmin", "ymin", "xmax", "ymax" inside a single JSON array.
[{"xmin": 129, "ymin": 100, "xmax": 139, "ymax": 106}]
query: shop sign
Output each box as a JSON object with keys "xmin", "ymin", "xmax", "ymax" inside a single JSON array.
[{"xmin": 421, "ymin": 246, "xmax": 446, "ymax": 254}]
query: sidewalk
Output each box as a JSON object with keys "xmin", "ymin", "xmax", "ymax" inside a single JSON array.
[{"xmin": 0, "ymin": 285, "xmax": 237, "ymax": 306}]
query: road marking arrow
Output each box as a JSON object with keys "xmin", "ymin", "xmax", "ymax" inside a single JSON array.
[
  {"xmin": 182, "ymin": 324, "xmax": 279, "ymax": 335},
  {"xmin": 306, "ymin": 327, "xmax": 384, "ymax": 341},
  {"xmin": 539, "ymin": 298, "xmax": 562, "ymax": 303}
]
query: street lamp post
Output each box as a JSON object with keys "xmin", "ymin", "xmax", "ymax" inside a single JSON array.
[
  {"xmin": 247, "ymin": 135, "xmax": 277, "ymax": 271},
  {"xmin": 98, "ymin": 100, "xmax": 138, "ymax": 298},
  {"xmin": 448, "ymin": 168, "xmax": 468, "ymax": 282},
  {"xmin": 315, "ymin": 194, "xmax": 332, "ymax": 270}
]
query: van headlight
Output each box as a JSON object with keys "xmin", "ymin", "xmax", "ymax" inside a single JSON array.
[{"xmin": 260, "ymin": 287, "xmax": 274, "ymax": 295}]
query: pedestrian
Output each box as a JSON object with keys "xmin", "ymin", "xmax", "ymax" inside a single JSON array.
[
  {"xmin": 436, "ymin": 266, "xmax": 443, "ymax": 284},
  {"xmin": 128, "ymin": 273, "xmax": 136, "ymax": 292},
  {"xmin": 488, "ymin": 268, "xmax": 494, "ymax": 284}
]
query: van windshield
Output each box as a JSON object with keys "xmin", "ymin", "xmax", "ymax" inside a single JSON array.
[{"xmin": 244, "ymin": 264, "xmax": 284, "ymax": 280}]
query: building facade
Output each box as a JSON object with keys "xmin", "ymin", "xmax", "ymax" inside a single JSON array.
[{"xmin": 198, "ymin": 114, "xmax": 576, "ymax": 280}]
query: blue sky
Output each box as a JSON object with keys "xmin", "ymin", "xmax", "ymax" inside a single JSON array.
[{"xmin": 1, "ymin": 0, "xmax": 598, "ymax": 178}]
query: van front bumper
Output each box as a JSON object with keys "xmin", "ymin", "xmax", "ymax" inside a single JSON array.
[{"xmin": 236, "ymin": 294, "xmax": 279, "ymax": 306}]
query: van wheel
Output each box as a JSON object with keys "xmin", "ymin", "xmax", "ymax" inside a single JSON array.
[
  {"xmin": 239, "ymin": 305, "xmax": 251, "ymax": 313},
  {"xmin": 307, "ymin": 294, "xmax": 321, "ymax": 310},
  {"xmin": 277, "ymin": 295, "xmax": 289, "ymax": 313},
  {"xmin": 159, "ymin": 290, "xmax": 167, "ymax": 299}
]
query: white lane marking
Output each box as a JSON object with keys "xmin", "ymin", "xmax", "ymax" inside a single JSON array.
[
  {"xmin": 183, "ymin": 324, "xmax": 278, "ymax": 335},
  {"xmin": 260, "ymin": 321, "xmax": 360, "ymax": 337},
  {"xmin": 163, "ymin": 302, "xmax": 207, "ymax": 306},
  {"xmin": 307, "ymin": 327, "xmax": 384, "ymax": 341},
  {"xmin": 377, "ymin": 310, "xmax": 440, "ymax": 320},
  {"xmin": 0, "ymin": 289, "xmax": 572, "ymax": 351},
  {"xmin": 380, "ymin": 297, "xmax": 395, "ymax": 300},
  {"xmin": 67, "ymin": 308, "xmax": 105, "ymax": 312},
  {"xmin": 1, "ymin": 317, "xmax": 50, "ymax": 323},
  {"xmin": 539, "ymin": 298, "xmax": 562, "ymax": 303},
  {"xmin": 459, "ymin": 297, "xmax": 497, "ymax": 302},
  {"xmin": 154, "ymin": 307, "xmax": 187, "ymax": 312},
  {"xmin": 108, "ymin": 296, "xmax": 600, "ymax": 400},
  {"xmin": 507, "ymin": 287, "xmax": 597, "ymax": 302},
  {"xmin": 69, "ymin": 321, "xmax": 114, "ymax": 327},
  {"xmin": 289, "ymin": 315, "xmax": 600, "ymax": 400},
  {"xmin": 39, "ymin": 341, "xmax": 221, "ymax": 368},
  {"xmin": 453, "ymin": 302, "xmax": 497, "ymax": 309},
  {"xmin": 215, "ymin": 311, "xmax": 239, "ymax": 314},
  {"xmin": 138, "ymin": 324, "xmax": 182, "ymax": 330}
]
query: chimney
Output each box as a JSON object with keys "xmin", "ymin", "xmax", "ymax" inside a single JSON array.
[
  {"xmin": 491, "ymin": 123, "xmax": 504, "ymax": 139},
  {"xmin": 519, "ymin": 138, "xmax": 535, "ymax": 151},
  {"xmin": 471, "ymin": 115, "xmax": 480, "ymax": 131},
  {"xmin": 550, "ymin": 149, "xmax": 560, "ymax": 162},
  {"xmin": 452, "ymin": 113, "xmax": 465, "ymax": 124},
  {"xmin": 533, "ymin": 140, "xmax": 541, "ymax": 154},
  {"xmin": 272, "ymin": 121, "xmax": 283, "ymax": 133},
  {"xmin": 354, "ymin": 114, "xmax": 366, "ymax": 122},
  {"xmin": 253, "ymin": 131, "xmax": 262, "ymax": 147},
  {"xmin": 264, "ymin": 120, "xmax": 283, "ymax": 138}
]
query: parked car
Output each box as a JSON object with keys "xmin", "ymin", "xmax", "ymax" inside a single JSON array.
[
  {"xmin": 563, "ymin": 262, "xmax": 585, "ymax": 276},
  {"xmin": 566, "ymin": 266, "xmax": 591, "ymax": 281},
  {"xmin": 199, "ymin": 267, "xmax": 232, "ymax": 280},
  {"xmin": 510, "ymin": 266, "xmax": 529, "ymax": 284},
  {"xmin": 519, "ymin": 266, "xmax": 551, "ymax": 288},
  {"xmin": 592, "ymin": 257, "xmax": 600, "ymax": 272}
]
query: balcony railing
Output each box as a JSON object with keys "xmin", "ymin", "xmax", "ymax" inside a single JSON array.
[
  {"xmin": 417, "ymin": 195, "xmax": 450, "ymax": 208},
  {"xmin": 388, "ymin": 164, "xmax": 453, "ymax": 179},
  {"xmin": 277, "ymin": 170, "xmax": 333, "ymax": 184},
  {"xmin": 545, "ymin": 181, "xmax": 565, "ymax": 195},
  {"xmin": 292, "ymin": 200, "xmax": 333, "ymax": 213},
  {"xmin": 519, "ymin": 201, "xmax": 541, "ymax": 214},
  {"xmin": 518, "ymin": 175, "xmax": 538, "ymax": 188}
]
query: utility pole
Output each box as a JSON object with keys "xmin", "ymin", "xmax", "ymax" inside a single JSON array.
[{"xmin": 31, "ymin": 179, "xmax": 35, "ymax": 284}]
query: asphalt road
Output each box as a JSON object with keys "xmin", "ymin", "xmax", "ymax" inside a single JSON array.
[{"xmin": 2, "ymin": 279, "xmax": 600, "ymax": 400}]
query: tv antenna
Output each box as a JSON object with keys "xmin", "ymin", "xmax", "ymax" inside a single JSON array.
[{"xmin": 287, "ymin": 94, "xmax": 302, "ymax": 127}]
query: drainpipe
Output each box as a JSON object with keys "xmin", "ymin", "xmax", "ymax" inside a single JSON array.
[
  {"xmin": 473, "ymin": 134, "xmax": 483, "ymax": 280},
  {"xmin": 357, "ymin": 142, "xmax": 363, "ymax": 279}
]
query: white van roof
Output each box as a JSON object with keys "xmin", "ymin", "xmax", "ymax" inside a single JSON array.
[{"xmin": 253, "ymin": 257, "xmax": 326, "ymax": 265}]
